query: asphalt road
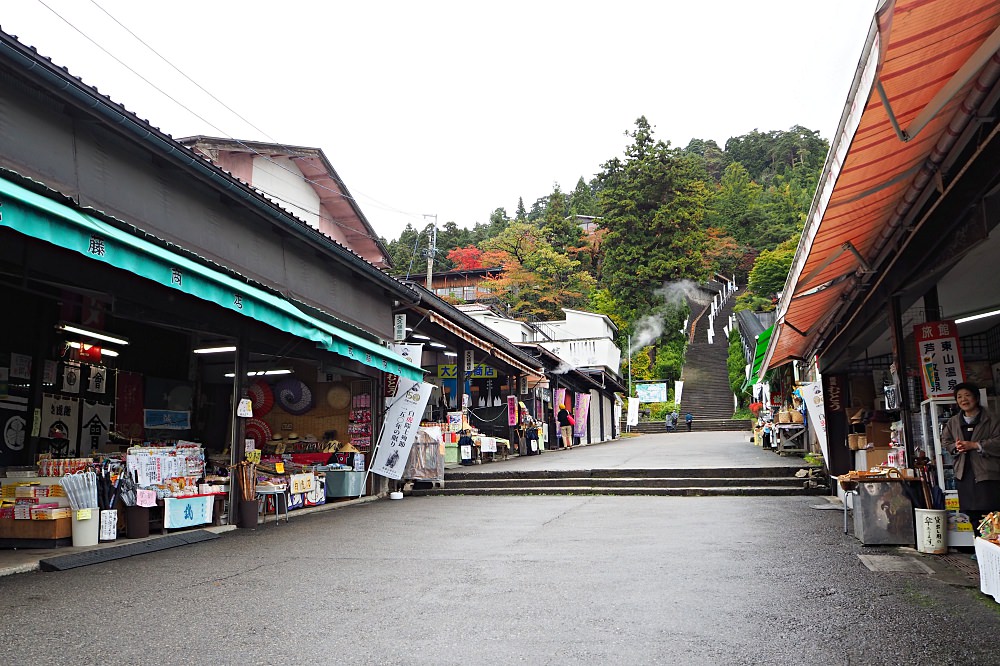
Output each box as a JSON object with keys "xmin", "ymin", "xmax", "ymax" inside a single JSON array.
[{"xmin": 2, "ymin": 433, "xmax": 998, "ymax": 664}]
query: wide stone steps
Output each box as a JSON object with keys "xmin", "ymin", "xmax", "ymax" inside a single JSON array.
[
  {"xmin": 409, "ymin": 466, "xmax": 823, "ymax": 497},
  {"xmin": 630, "ymin": 419, "xmax": 752, "ymax": 432}
]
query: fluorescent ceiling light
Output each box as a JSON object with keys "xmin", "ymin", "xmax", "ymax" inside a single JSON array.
[
  {"xmin": 412, "ymin": 334, "xmax": 430, "ymax": 340},
  {"xmin": 56, "ymin": 322, "xmax": 129, "ymax": 346},
  {"xmin": 428, "ymin": 342, "xmax": 447, "ymax": 348},
  {"xmin": 194, "ymin": 346, "xmax": 237, "ymax": 354},
  {"xmin": 955, "ymin": 309, "xmax": 1000, "ymax": 324},
  {"xmin": 67, "ymin": 341, "xmax": 118, "ymax": 357},
  {"xmin": 225, "ymin": 369, "xmax": 293, "ymax": 378},
  {"xmin": 443, "ymin": 351, "xmax": 458, "ymax": 357}
]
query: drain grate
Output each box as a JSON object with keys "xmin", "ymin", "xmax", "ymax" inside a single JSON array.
[{"xmin": 937, "ymin": 553, "xmax": 980, "ymax": 581}]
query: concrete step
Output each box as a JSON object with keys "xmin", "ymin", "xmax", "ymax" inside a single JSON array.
[
  {"xmin": 445, "ymin": 467, "xmax": 799, "ymax": 480},
  {"xmin": 410, "ymin": 485, "xmax": 824, "ymax": 497},
  {"xmin": 442, "ymin": 476, "xmax": 805, "ymax": 489}
]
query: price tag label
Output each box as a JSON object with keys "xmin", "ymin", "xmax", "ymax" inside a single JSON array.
[
  {"xmin": 246, "ymin": 449, "xmax": 262, "ymax": 464},
  {"xmin": 76, "ymin": 508, "xmax": 92, "ymax": 520},
  {"xmin": 275, "ymin": 462, "xmax": 285, "ymax": 474},
  {"xmin": 956, "ymin": 522, "xmax": 974, "ymax": 532},
  {"xmin": 945, "ymin": 497, "xmax": 961, "ymax": 511}
]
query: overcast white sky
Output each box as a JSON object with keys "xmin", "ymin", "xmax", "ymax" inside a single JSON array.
[{"xmin": 2, "ymin": 1, "xmax": 878, "ymax": 241}]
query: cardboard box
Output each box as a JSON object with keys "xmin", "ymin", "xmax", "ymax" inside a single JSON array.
[
  {"xmin": 855, "ymin": 447, "xmax": 894, "ymax": 470},
  {"xmin": 866, "ymin": 423, "xmax": 893, "ymax": 447}
]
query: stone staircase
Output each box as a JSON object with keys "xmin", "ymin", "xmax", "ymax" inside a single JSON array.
[
  {"xmin": 410, "ymin": 467, "xmax": 824, "ymax": 497},
  {"xmin": 678, "ymin": 285, "xmax": 751, "ymax": 432}
]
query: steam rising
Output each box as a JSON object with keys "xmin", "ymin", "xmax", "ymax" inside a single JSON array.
[{"xmin": 631, "ymin": 280, "xmax": 708, "ymax": 349}]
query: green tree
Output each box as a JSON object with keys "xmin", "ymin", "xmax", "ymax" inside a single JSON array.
[
  {"xmin": 383, "ymin": 223, "xmax": 426, "ymax": 277},
  {"xmin": 596, "ymin": 117, "xmax": 715, "ymax": 322},
  {"xmin": 747, "ymin": 237, "xmax": 797, "ymax": 298},
  {"xmin": 568, "ymin": 177, "xmax": 599, "ymax": 216},
  {"xmin": 727, "ymin": 329, "xmax": 751, "ymax": 407},
  {"xmin": 706, "ymin": 162, "xmax": 764, "ymax": 244},
  {"xmin": 515, "ymin": 197, "xmax": 527, "ymax": 222}
]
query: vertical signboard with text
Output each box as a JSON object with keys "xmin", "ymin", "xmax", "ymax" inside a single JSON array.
[{"xmin": 914, "ymin": 321, "xmax": 965, "ymax": 399}]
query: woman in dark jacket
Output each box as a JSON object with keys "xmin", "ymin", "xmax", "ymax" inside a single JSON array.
[
  {"xmin": 941, "ymin": 382, "xmax": 1000, "ymax": 534},
  {"xmin": 557, "ymin": 404, "xmax": 573, "ymax": 449}
]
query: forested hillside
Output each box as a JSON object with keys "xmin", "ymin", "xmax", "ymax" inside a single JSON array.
[{"xmin": 382, "ymin": 117, "xmax": 827, "ymax": 386}]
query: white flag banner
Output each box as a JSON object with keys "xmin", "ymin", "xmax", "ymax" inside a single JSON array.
[
  {"xmin": 800, "ymin": 381, "xmax": 828, "ymax": 464},
  {"xmin": 370, "ymin": 379, "xmax": 434, "ymax": 480},
  {"xmin": 627, "ymin": 397, "xmax": 640, "ymax": 426},
  {"xmin": 390, "ymin": 343, "xmax": 423, "ymax": 367}
]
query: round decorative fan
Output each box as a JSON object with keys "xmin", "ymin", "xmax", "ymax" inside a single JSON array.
[
  {"xmin": 248, "ymin": 379, "xmax": 274, "ymax": 416},
  {"xmin": 244, "ymin": 418, "xmax": 272, "ymax": 446},
  {"xmin": 326, "ymin": 383, "xmax": 352, "ymax": 410},
  {"xmin": 275, "ymin": 378, "xmax": 314, "ymax": 415}
]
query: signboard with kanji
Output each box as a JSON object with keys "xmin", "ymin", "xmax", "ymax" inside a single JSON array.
[{"xmin": 914, "ymin": 320, "xmax": 965, "ymax": 399}]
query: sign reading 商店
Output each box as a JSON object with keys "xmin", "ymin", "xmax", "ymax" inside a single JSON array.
[{"xmin": 914, "ymin": 320, "xmax": 965, "ymax": 399}]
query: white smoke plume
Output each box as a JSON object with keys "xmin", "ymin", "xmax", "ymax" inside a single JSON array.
[
  {"xmin": 631, "ymin": 280, "xmax": 708, "ymax": 349},
  {"xmin": 548, "ymin": 360, "xmax": 576, "ymax": 375}
]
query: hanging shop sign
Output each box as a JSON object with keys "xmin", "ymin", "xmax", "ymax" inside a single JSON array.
[
  {"xmin": 914, "ymin": 320, "xmax": 965, "ymax": 399},
  {"xmin": 464, "ymin": 350, "xmax": 474, "ymax": 373},
  {"xmin": 507, "ymin": 395, "xmax": 518, "ymax": 426},
  {"xmin": 438, "ymin": 364, "xmax": 497, "ymax": 378},
  {"xmin": 393, "ymin": 314, "xmax": 407, "ymax": 342}
]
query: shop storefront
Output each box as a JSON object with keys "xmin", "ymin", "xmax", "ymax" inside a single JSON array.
[
  {"xmin": 758, "ymin": 0, "xmax": 1000, "ymax": 573},
  {"xmin": 0, "ymin": 28, "xmax": 422, "ymax": 547}
]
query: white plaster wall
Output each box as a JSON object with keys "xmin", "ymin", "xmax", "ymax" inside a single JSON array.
[{"xmin": 252, "ymin": 156, "xmax": 321, "ymax": 229}]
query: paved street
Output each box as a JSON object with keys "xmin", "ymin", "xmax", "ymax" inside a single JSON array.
[{"xmin": 1, "ymin": 432, "xmax": 998, "ymax": 665}]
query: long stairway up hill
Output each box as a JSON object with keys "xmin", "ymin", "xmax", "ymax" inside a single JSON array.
[{"xmin": 680, "ymin": 283, "xmax": 750, "ymax": 432}]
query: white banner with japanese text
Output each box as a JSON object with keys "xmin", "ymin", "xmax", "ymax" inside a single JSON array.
[{"xmin": 371, "ymin": 379, "xmax": 434, "ymax": 480}]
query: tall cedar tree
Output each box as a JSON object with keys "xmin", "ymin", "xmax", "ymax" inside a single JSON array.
[{"xmin": 596, "ymin": 117, "xmax": 715, "ymax": 322}]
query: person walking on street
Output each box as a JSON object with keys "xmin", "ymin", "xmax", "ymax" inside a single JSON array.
[
  {"xmin": 665, "ymin": 411, "xmax": 675, "ymax": 432},
  {"xmin": 685, "ymin": 412, "xmax": 693, "ymax": 432},
  {"xmin": 557, "ymin": 404, "xmax": 574, "ymax": 449}
]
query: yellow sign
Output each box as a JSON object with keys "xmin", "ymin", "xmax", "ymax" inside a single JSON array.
[
  {"xmin": 246, "ymin": 449, "xmax": 262, "ymax": 464},
  {"xmin": 275, "ymin": 462, "xmax": 285, "ymax": 474},
  {"xmin": 76, "ymin": 508, "xmax": 92, "ymax": 520},
  {"xmin": 437, "ymin": 364, "xmax": 497, "ymax": 378},
  {"xmin": 945, "ymin": 497, "xmax": 961, "ymax": 511},
  {"xmin": 956, "ymin": 522, "xmax": 974, "ymax": 532}
]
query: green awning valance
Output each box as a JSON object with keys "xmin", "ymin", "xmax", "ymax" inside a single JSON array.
[
  {"xmin": 0, "ymin": 175, "xmax": 422, "ymax": 381},
  {"xmin": 742, "ymin": 325, "xmax": 774, "ymax": 390}
]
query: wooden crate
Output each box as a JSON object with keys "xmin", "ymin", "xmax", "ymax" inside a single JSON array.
[{"xmin": 0, "ymin": 516, "xmax": 72, "ymax": 540}]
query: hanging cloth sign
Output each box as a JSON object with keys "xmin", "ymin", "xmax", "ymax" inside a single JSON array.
[
  {"xmin": 62, "ymin": 361, "xmax": 81, "ymax": 394},
  {"xmin": 573, "ymin": 393, "xmax": 591, "ymax": 437},
  {"xmin": 40, "ymin": 394, "xmax": 80, "ymax": 454},
  {"xmin": 88, "ymin": 366, "xmax": 107, "ymax": 394},
  {"xmin": 81, "ymin": 400, "xmax": 111, "ymax": 452}
]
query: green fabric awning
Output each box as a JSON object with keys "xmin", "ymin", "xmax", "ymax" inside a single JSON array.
[
  {"xmin": 0, "ymin": 175, "xmax": 422, "ymax": 381},
  {"xmin": 743, "ymin": 326, "xmax": 774, "ymax": 390}
]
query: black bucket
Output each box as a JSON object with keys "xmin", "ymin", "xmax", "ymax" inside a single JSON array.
[
  {"xmin": 125, "ymin": 505, "xmax": 150, "ymax": 539},
  {"xmin": 237, "ymin": 499, "xmax": 259, "ymax": 529}
]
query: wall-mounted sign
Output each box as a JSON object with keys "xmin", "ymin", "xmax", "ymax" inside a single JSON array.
[
  {"xmin": 464, "ymin": 350, "xmax": 474, "ymax": 373},
  {"xmin": 393, "ymin": 314, "xmax": 407, "ymax": 342},
  {"xmin": 914, "ymin": 320, "xmax": 965, "ymax": 398}
]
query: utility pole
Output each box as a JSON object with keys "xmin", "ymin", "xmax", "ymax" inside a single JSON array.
[{"xmin": 423, "ymin": 213, "xmax": 437, "ymax": 290}]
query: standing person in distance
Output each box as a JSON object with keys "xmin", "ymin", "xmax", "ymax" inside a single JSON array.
[
  {"xmin": 685, "ymin": 411, "xmax": 693, "ymax": 432},
  {"xmin": 557, "ymin": 404, "xmax": 574, "ymax": 449},
  {"xmin": 941, "ymin": 382, "xmax": 1000, "ymax": 535}
]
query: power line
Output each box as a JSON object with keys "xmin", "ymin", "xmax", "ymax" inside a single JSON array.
[{"xmin": 33, "ymin": 0, "xmax": 427, "ymax": 241}]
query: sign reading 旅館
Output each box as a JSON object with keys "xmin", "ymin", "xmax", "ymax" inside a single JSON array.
[{"xmin": 914, "ymin": 321, "xmax": 965, "ymax": 399}]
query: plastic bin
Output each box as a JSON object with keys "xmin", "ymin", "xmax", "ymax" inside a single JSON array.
[
  {"xmin": 326, "ymin": 471, "xmax": 366, "ymax": 498},
  {"xmin": 71, "ymin": 508, "xmax": 100, "ymax": 547}
]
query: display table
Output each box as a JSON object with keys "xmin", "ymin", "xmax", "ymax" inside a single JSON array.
[
  {"xmin": 775, "ymin": 424, "xmax": 806, "ymax": 455},
  {"xmin": 975, "ymin": 538, "xmax": 1000, "ymax": 602}
]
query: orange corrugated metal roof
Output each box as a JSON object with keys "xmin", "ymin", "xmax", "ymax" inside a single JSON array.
[{"xmin": 763, "ymin": 0, "xmax": 1000, "ymax": 376}]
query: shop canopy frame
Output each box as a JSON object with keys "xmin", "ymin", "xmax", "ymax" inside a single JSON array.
[
  {"xmin": 0, "ymin": 174, "xmax": 422, "ymax": 381},
  {"xmin": 760, "ymin": 0, "xmax": 1000, "ymax": 381}
]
